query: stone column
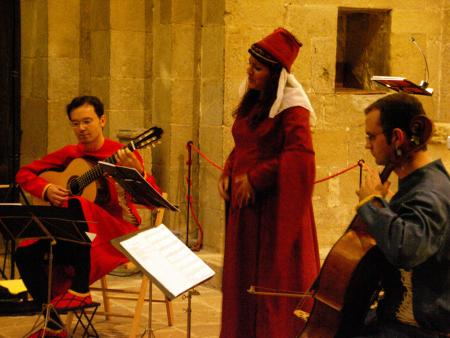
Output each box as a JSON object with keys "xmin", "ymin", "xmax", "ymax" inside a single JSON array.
[
  {"xmin": 21, "ymin": 0, "xmax": 81, "ymax": 163},
  {"xmin": 151, "ymin": 0, "xmax": 201, "ymax": 238}
]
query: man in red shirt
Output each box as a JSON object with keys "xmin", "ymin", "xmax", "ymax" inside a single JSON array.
[{"xmin": 15, "ymin": 96, "xmax": 160, "ymax": 337}]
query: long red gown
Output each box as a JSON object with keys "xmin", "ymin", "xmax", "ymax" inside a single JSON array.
[
  {"xmin": 15, "ymin": 139, "xmax": 160, "ymax": 288},
  {"xmin": 220, "ymin": 106, "xmax": 320, "ymax": 338}
]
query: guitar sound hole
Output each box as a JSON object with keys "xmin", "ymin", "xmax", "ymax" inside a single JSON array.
[{"xmin": 68, "ymin": 177, "xmax": 82, "ymax": 196}]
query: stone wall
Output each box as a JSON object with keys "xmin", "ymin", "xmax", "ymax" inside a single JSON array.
[
  {"xmin": 19, "ymin": 0, "xmax": 450, "ymax": 262},
  {"xmin": 217, "ymin": 0, "xmax": 450, "ymax": 260}
]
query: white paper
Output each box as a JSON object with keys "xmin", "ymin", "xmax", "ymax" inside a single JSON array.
[{"xmin": 119, "ymin": 224, "xmax": 215, "ymax": 299}]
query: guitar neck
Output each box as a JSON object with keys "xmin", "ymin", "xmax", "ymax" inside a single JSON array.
[{"xmin": 73, "ymin": 142, "xmax": 136, "ymax": 193}]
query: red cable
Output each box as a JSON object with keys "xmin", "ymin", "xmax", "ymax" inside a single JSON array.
[
  {"xmin": 189, "ymin": 143, "xmax": 224, "ymax": 171},
  {"xmin": 314, "ymin": 162, "xmax": 362, "ymax": 184},
  {"xmin": 186, "ymin": 143, "xmax": 363, "ymax": 251}
]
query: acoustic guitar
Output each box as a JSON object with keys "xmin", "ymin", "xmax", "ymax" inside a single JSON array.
[
  {"xmin": 33, "ymin": 126, "xmax": 163, "ymax": 206},
  {"xmin": 297, "ymin": 115, "xmax": 433, "ymax": 338}
]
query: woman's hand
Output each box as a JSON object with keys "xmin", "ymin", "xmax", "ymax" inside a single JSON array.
[
  {"xmin": 45, "ymin": 184, "xmax": 69, "ymax": 207},
  {"xmin": 114, "ymin": 148, "xmax": 144, "ymax": 174},
  {"xmin": 234, "ymin": 174, "xmax": 254, "ymax": 207},
  {"xmin": 218, "ymin": 173, "xmax": 230, "ymax": 201}
]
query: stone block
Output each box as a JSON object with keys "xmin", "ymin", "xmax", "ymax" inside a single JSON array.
[
  {"xmin": 144, "ymin": 32, "xmax": 154, "ymax": 78},
  {"xmin": 47, "ymin": 99, "xmax": 76, "ymax": 149},
  {"xmin": 90, "ymin": 77, "xmax": 110, "ymax": 107},
  {"xmin": 109, "ymin": 78, "xmax": 145, "ymax": 111},
  {"xmin": 201, "ymin": 25, "xmax": 225, "ymax": 79},
  {"xmin": 224, "ymin": 29, "xmax": 252, "ymax": 79},
  {"xmin": 171, "ymin": 79, "xmax": 194, "ymax": 124},
  {"xmin": 21, "ymin": 59, "xmax": 33, "ymax": 98},
  {"xmin": 172, "ymin": 0, "xmax": 196, "ymax": 23},
  {"xmin": 203, "ymin": 0, "xmax": 225, "ymax": 25},
  {"xmin": 48, "ymin": 0, "xmax": 80, "ymax": 58},
  {"xmin": 199, "ymin": 207, "xmax": 225, "ymax": 253},
  {"xmin": 90, "ymin": 0, "xmax": 110, "ymax": 30},
  {"xmin": 21, "ymin": 0, "xmax": 48, "ymax": 58},
  {"xmin": 390, "ymin": 33, "xmax": 426, "ymax": 80},
  {"xmin": 153, "ymin": 25, "xmax": 173, "ymax": 78},
  {"xmin": 199, "ymin": 125, "xmax": 224, "ymax": 165},
  {"xmin": 310, "ymin": 37, "xmax": 337, "ymax": 94},
  {"xmin": 110, "ymin": 0, "xmax": 145, "ymax": 31},
  {"xmin": 21, "ymin": 97, "xmax": 48, "ymax": 162},
  {"xmin": 90, "ymin": 30, "xmax": 111, "ymax": 77},
  {"xmin": 200, "ymin": 79, "xmax": 224, "ymax": 126},
  {"xmin": 324, "ymin": 94, "xmax": 372, "ymax": 130},
  {"xmin": 110, "ymin": 30, "xmax": 145, "ymax": 77},
  {"xmin": 225, "ymin": 1, "xmax": 285, "ymax": 26},
  {"xmin": 30, "ymin": 58, "xmax": 48, "ymax": 99},
  {"xmin": 198, "ymin": 164, "xmax": 223, "ymax": 210},
  {"xmin": 314, "ymin": 129, "xmax": 349, "ymax": 167},
  {"xmin": 223, "ymin": 78, "xmax": 241, "ymax": 125},
  {"xmin": 288, "ymin": 4, "xmax": 337, "ymax": 39},
  {"xmin": 172, "ymin": 26, "xmax": 196, "ymax": 78},
  {"xmin": 151, "ymin": 125, "xmax": 171, "ymax": 166},
  {"xmin": 109, "ymin": 109, "xmax": 145, "ymax": 137},
  {"xmin": 431, "ymin": 122, "xmax": 450, "ymax": 144},
  {"xmin": 152, "ymin": 78, "xmax": 172, "ymax": 124},
  {"xmin": 48, "ymin": 58, "xmax": 79, "ymax": 100},
  {"xmin": 391, "ymin": 9, "xmax": 442, "ymax": 35},
  {"xmin": 168, "ymin": 123, "xmax": 195, "ymax": 165}
]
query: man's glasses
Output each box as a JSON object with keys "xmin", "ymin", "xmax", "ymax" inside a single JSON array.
[{"xmin": 70, "ymin": 118, "xmax": 94, "ymax": 128}]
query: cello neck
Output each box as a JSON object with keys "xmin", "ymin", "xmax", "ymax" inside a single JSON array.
[{"xmin": 379, "ymin": 164, "xmax": 394, "ymax": 184}]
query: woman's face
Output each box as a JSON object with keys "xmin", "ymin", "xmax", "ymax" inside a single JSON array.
[{"xmin": 247, "ymin": 56, "xmax": 271, "ymax": 91}]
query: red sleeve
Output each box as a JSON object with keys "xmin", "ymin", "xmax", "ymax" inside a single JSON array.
[
  {"xmin": 247, "ymin": 106, "xmax": 314, "ymax": 191},
  {"xmin": 15, "ymin": 145, "xmax": 78, "ymax": 199},
  {"xmin": 224, "ymin": 148, "xmax": 236, "ymax": 176}
]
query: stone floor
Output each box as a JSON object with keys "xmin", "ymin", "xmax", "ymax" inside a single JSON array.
[
  {"xmin": 0, "ymin": 273, "xmax": 222, "ymax": 338},
  {"xmin": 0, "ymin": 251, "xmax": 224, "ymax": 338}
]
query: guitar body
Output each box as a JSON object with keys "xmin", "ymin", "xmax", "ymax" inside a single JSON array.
[
  {"xmin": 298, "ymin": 219, "xmax": 386, "ymax": 338},
  {"xmin": 33, "ymin": 158, "xmax": 99, "ymax": 205}
]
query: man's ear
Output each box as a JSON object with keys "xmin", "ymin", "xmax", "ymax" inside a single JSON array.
[
  {"xmin": 391, "ymin": 128, "xmax": 406, "ymax": 148},
  {"xmin": 100, "ymin": 115, "xmax": 106, "ymax": 128}
]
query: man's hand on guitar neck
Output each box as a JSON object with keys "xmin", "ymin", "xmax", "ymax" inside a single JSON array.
[
  {"xmin": 44, "ymin": 184, "xmax": 69, "ymax": 207},
  {"xmin": 114, "ymin": 148, "xmax": 144, "ymax": 175}
]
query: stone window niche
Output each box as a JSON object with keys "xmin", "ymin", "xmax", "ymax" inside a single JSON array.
[{"xmin": 335, "ymin": 7, "xmax": 391, "ymax": 92}]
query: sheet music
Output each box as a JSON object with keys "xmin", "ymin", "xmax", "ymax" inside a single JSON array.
[{"xmin": 119, "ymin": 224, "xmax": 215, "ymax": 299}]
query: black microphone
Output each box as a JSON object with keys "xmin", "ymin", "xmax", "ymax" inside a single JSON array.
[{"xmin": 410, "ymin": 36, "xmax": 430, "ymax": 89}]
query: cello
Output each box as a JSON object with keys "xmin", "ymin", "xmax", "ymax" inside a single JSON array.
[{"xmin": 296, "ymin": 115, "xmax": 433, "ymax": 338}]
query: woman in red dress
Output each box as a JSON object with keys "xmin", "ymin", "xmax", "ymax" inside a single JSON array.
[{"xmin": 218, "ymin": 28, "xmax": 320, "ymax": 338}]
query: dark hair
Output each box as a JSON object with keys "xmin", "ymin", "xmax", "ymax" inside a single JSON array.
[
  {"xmin": 66, "ymin": 96, "xmax": 104, "ymax": 119},
  {"xmin": 364, "ymin": 93, "xmax": 426, "ymax": 144},
  {"xmin": 233, "ymin": 60, "xmax": 282, "ymax": 128}
]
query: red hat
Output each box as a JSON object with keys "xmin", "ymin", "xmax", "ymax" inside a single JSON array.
[{"xmin": 249, "ymin": 28, "xmax": 302, "ymax": 72}]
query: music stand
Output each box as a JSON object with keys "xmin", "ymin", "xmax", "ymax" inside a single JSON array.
[
  {"xmin": 0, "ymin": 199, "xmax": 90, "ymax": 335},
  {"xmin": 0, "ymin": 183, "xmax": 30, "ymax": 279},
  {"xmin": 371, "ymin": 76, "xmax": 433, "ymax": 96},
  {"xmin": 111, "ymin": 224, "xmax": 215, "ymax": 338},
  {"xmin": 98, "ymin": 161, "xmax": 179, "ymax": 211}
]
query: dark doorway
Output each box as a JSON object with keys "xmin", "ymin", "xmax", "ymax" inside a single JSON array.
[{"xmin": 0, "ymin": 0, "xmax": 21, "ymax": 202}]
